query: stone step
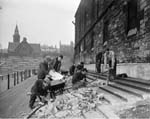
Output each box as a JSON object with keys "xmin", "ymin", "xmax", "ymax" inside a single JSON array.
[
  {"xmin": 90, "ymin": 73, "xmax": 150, "ymax": 92},
  {"xmin": 114, "ymin": 79, "xmax": 150, "ymax": 92},
  {"xmin": 117, "ymin": 77, "xmax": 150, "ymax": 86},
  {"xmin": 101, "ymin": 73, "xmax": 150, "ymax": 86},
  {"xmin": 108, "ymin": 83, "xmax": 143, "ymax": 99},
  {"xmin": 99, "ymin": 86, "xmax": 128, "ymax": 102},
  {"xmin": 89, "ymin": 70, "xmax": 150, "ymax": 85},
  {"xmin": 87, "ymin": 73, "xmax": 149, "ymax": 102},
  {"xmin": 97, "ymin": 88, "xmax": 124, "ymax": 105}
]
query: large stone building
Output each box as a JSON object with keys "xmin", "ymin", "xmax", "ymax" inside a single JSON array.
[
  {"xmin": 8, "ymin": 25, "xmax": 41, "ymax": 56},
  {"xmin": 74, "ymin": 0, "xmax": 150, "ymax": 64}
]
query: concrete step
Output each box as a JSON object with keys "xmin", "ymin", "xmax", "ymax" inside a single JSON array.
[
  {"xmin": 97, "ymin": 88, "xmax": 124, "ymax": 105},
  {"xmin": 105, "ymin": 85, "xmax": 141, "ymax": 102},
  {"xmin": 117, "ymin": 77, "xmax": 150, "ymax": 86},
  {"xmin": 99, "ymin": 86, "xmax": 128, "ymax": 102},
  {"xmin": 88, "ymin": 71, "xmax": 150, "ymax": 92},
  {"xmin": 114, "ymin": 79, "xmax": 150, "ymax": 92},
  {"xmin": 101, "ymin": 73, "xmax": 150, "ymax": 86},
  {"xmin": 111, "ymin": 83, "xmax": 150, "ymax": 99},
  {"xmin": 86, "ymin": 76, "xmax": 126, "ymax": 105},
  {"xmin": 87, "ymin": 75, "xmax": 133, "ymax": 103},
  {"xmin": 87, "ymin": 73, "xmax": 150, "ymax": 104},
  {"xmin": 108, "ymin": 83, "xmax": 143, "ymax": 99},
  {"xmin": 89, "ymin": 71, "xmax": 150, "ymax": 86}
]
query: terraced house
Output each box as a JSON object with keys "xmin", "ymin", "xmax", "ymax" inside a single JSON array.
[{"xmin": 74, "ymin": 0, "xmax": 150, "ymax": 64}]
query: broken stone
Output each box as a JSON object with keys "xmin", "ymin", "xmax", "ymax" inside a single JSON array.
[{"xmin": 33, "ymin": 83, "xmax": 108, "ymax": 119}]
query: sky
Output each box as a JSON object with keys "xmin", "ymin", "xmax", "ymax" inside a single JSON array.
[{"xmin": 0, "ymin": 0, "xmax": 80, "ymax": 48}]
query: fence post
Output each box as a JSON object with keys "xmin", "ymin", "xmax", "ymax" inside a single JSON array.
[
  {"xmin": 21, "ymin": 71, "xmax": 23, "ymax": 82},
  {"xmin": 27, "ymin": 70, "xmax": 29, "ymax": 78},
  {"xmin": 32, "ymin": 69, "xmax": 34, "ymax": 75},
  {"xmin": 14, "ymin": 73, "xmax": 16, "ymax": 86},
  {"xmin": 17, "ymin": 72, "xmax": 19, "ymax": 84},
  {"xmin": 24, "ymin": 70, "xmax": 26, "ymax": 80},
  {"xmin": 34, "ymin": 69, "xmax": 35, "ymax": 75},
  {"xmin": 26, "ymin": 70, "xmax": 27, "ymax": 79},
  {"xmin": 32, "ymin": 69, "xmax": 35, "ymax": 75},
  {"xmin": 29, "ymin": 69, "xmax": 31, "ymax": 77},
  {"xmin": 8, "ymin": 74, "xmax": 10, "ymax": 89}
]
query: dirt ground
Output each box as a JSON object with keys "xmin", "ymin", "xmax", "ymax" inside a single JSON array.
[{"xmin": 0, "ymin": 75, "xmax": 37, "ymax": 118}]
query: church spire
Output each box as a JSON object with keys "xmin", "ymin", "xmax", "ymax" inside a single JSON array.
[
  {"xmin": 13, "ymin": 24, "xmax": 20, "ymax": 43},
  {"xmin": 15, "ymin": 24, "xmax": 19, "ymax": 34}
]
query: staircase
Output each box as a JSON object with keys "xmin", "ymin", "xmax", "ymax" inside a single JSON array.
[{"xmin": 87, "ymin": 71, "xmax": 150, "ymax": 105}]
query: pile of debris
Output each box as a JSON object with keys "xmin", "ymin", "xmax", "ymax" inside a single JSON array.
[
  {"xmin": 118, "ymin": 98, "xmax": 150, "ymax": 119},
  {"xmin": 33, "ymin": 86, "xmax": 108, "ymax": 119}
]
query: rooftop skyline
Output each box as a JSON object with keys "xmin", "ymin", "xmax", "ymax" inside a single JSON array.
[{"xmin": 0, "ymin": 0, "xmax": 81, "ymax": 48}]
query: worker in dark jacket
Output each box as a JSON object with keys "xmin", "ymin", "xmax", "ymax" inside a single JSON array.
[
  {"xmin": 72, "ymin": 65, "xmax": 87, "ymax": 89},
  {"xmin": 74, "ymin": 62, "xmax": 84, "ymax": 73},
  {"xmin": 69, "ymin": 64, "xmax": 76, "ymax": 75},
  {"xmin": 37, "ymin": 56, "xmax": 52, "ymax": 79},
  {"xmin": 53, "ymin": 55, "xmax": 63, "ymax": 72},
  {"xmin": 29, "ymin": 72, "xmax": 48, "ymax": 109},
  {"xmin": 96, "ymin": 52, "xmax": 103, "ymax": 73},
  {"xmin": 80, "ymin": 62, "xmax": 84, "ymax": 70}
]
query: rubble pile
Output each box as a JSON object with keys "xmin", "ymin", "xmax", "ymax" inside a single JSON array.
[
  {"xmin": 118, "ymin": 98, "xmax": 150, "ymax": 119},
  {"xmin": 34, "ymin": 87, "xmax": 108, "ymax": 119}
]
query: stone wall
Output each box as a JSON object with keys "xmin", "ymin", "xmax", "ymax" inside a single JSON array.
[
  {"xmin": 75, "ymin": 0, "xmax": 150, "ymax": 64},
  {"xmin": 84, "ymin": 63, "xmax": 150, "ymax": 80}
]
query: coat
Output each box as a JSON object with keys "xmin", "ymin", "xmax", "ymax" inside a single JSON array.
[
  {"xmin": 37, "ymin": 61, "xmax": 49, "ymax": 79},
  {"xmin": 53, "ymin": 57, "xmax": 61, "ymax": 72}
]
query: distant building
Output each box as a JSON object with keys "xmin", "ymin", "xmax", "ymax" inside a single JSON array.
[
  {"xmin": 59, "ymin": 41, "xmax": 74, "ymax": 56},
  {"xmin": 8, "ymin": 25, "xmax": 41, "ymax": 56},
  {"xmin": 41, "ymin": 45, "xmax": 58, "ymax": 53}
]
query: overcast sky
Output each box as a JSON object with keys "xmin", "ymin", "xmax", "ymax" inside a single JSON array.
[{"xmin": 0, "ymin": 0, "xmax": 80, "ymax": 48}]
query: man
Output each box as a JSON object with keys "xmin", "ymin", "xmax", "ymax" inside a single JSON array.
[
  {"xmin": 53, "ymin": 55, "xmax": 63, "ymax": 72},
  {"xmin": 104, "ymin": 46, "xmax": 117, "ymax": 85},
  {"xmin": 95, "ymin": 51, "xmax": 103, "ymax": 73},
  {"xmin": 72, "ymin": 65, "xmax": 87, "ymax": 89},
  {"xmin": 80, "ymin": 62, "xmax": 84, "ymax": 70},
  {"xmin": 37, "ymin": 56, "xmax": 52, "ymax": 79},
  {"xmin": 29, "ymin": 72, "xmax": 48, "ymax": 109},
  {"xmin": 74, "ymin": 62, "xmax": 84, "ymax": 73},
  {"xmin": 69, "ymin": 64, "xmax": 76, "ymax": 75}
]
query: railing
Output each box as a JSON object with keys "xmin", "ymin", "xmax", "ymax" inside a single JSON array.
[{"xmin": 0, "ymin": 69, "xmax": 37, "ymax": 93}]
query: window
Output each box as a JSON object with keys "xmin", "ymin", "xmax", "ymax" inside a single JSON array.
[
  {"xmin": 139, "ymin": 0, "xmax": 145, "ymax": 21},
  {"xmin": 84, "ymin": 11, "xmax": 87, "ymax": 31},
  {"xmin": 103, "ymin": 20, "xmax": 109, "ymax": 43},
  {"xmin": 127, "ymin": 0, "xmax": 138, "ymax": 32},
  {"xmin": 83, "ymin": 39, "xmax": 86, "ymax": 51},
  {"xmin": 139, "ymin": 9, "xmax": 144, "ymax": 20},
  {"xmin": 96, "ymin": 0, "xmax": 103, "ymax": 17},
  {"xmin": 91, "ymin": 32, "xmax": 94, "ymax": 49}
]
